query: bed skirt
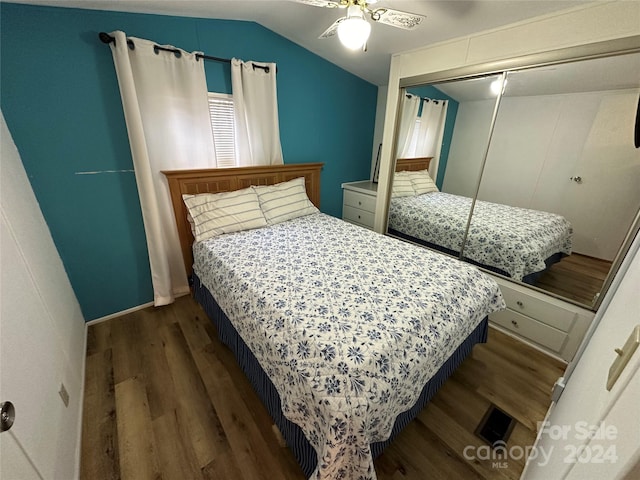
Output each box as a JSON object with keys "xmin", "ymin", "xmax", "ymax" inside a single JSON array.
[
  {"xmin": 193, "ymin": 273, "xmax": 488, "ymax": 478},
  {"xmin": 388, "ymin": 228, "xmax": 565, "ymax": 285}
]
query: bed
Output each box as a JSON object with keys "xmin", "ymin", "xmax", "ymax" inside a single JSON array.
[
  {"xmin": 163, "ymin": 163, "xmax": 505, "ymax": 480},
  {"xmin": 388, "ymin": 158, "xmax": 573, "ymax": 283}
]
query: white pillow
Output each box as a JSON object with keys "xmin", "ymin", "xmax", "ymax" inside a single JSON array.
[
  {"xmin": 391, "ymin": 171, "xmax": 416, "ymax": 198},
  {"xmin": 253, "ymin": 177, "xmax": 319, "ymax": 225},
  {"xmin": 408, "ymin": 169, "xmax": 439, "ymax": 195},
  {"xmin": 186, "ymin": 212, "xmax": 196, "ymax": 236},
  {"xmin": 182, "ymin": 187, "xmax": 267, "ymax": 242}
]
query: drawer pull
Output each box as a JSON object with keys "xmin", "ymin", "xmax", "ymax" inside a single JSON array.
[
  {"xmin": 511, "ymin": 320, "xmax": 519, "ymax": 327},
  {"xmin": 358, "ymin": 201, "xmax": 362, "ymax": 205},
  {"xmin": 358, "ymin": 215, "xmax": 361, "ymax": 219},
  {"xmin": 516, "ymin": 301, "xmax": 524, "ymax": 308}
]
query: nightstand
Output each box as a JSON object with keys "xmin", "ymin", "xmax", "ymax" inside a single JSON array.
[{"xmin": 341, "ymin": 180, "xmax": 378, "ymax": 229}]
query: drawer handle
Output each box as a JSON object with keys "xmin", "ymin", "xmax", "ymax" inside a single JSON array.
[
  {"xmin": 516, "ymin": 301, "xmax": 524, "ymax": 308},
  {"xmin": 358, "ymin": 215, "xmax": 361, "ymax": 219},
  {"xmin": 511, "ymin": 320, "xmax": 519, "ymax": 327},
  {"xmin": 358, "ymin": 201, "xmax": 362, "ymax": 206}
]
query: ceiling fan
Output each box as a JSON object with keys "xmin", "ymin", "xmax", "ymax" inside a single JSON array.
[{"xmin": 292, "ymin": 0, "xmax": 425, "ymax": 50}]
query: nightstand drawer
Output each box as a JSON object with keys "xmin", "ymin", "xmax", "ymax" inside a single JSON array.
[
  {"xmin": 491, "ymin": 309, "xmax": 568, "ymax": 352},
  {"xmin": 343, "ymin": 205, "xmax": 375, "ymax": 229},
  {"xmin": 500, "ymin": 286, "xmax": 576, "ymax": 332},
  {"xmin": 343, "ymin": 189, "xmax": 376, "ymax": 213}
]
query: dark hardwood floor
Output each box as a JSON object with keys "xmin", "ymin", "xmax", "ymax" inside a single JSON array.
[
  {"xmin": 536, "ymin": 253, "xmax": 612, "ymax": 306},
  {"xmin": 80, "ymin": 295, "xmax": 565, "ymax": 480}
]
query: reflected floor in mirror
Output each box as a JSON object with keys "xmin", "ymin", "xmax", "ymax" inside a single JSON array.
[{"xmin": 535, "ymin": 254, "xmax": 612, "ymax": 307}]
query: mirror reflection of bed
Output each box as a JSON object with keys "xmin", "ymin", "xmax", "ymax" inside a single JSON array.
[
  {"xmin": 388, "ymin": 157, "xmax": 585, "ymax": 301},
  {"xmin": 387, "ymin": 52, "xmax": 640, "ymax": 310}
]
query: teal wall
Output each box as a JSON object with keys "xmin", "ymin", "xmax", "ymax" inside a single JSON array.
[
  {"xmin": 405, "ymin": 85, "xmax": 458, "ymax": 189},
  {"xmin": 0, "ymin": 3, "xmax": 377, "ymax": 321}
]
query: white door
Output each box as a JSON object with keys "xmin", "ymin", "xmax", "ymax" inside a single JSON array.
[
  {"xmin": 0, "ymin": 200, "xmax": 69, "ymax": 480},
  {"xmin": 0, "ymin": 113, "xmax": 86, "ymax": 480},
  {"xmin": 475, "ymin": 84, "xmax": 640, "ymax": 262},
  {"xmin": 0, "ymin": 432, "xmax": 41, "ymax": 480},
  {"xmin": 532, "ymin": 90, "xmax": 640, "ymax": 261},
  {"xmin": 521, "ymin": 231, "xmax": 640, "ymax": 479}
]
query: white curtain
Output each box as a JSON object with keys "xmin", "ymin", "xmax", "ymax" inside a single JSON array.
[
  {"xmin": 109, "ymin": 31, "xmax": 216, "ymax": 306},
  {"xmin": 415, "ymin": 98, "xmax": 448, "ymax": 180},
  {"xmin": 395, "ymin": 94, "xmax": 421, "ymax": 158},
  {"xmin": 231, "ymin": 58, "xmax": 283, "ymax": 165}
]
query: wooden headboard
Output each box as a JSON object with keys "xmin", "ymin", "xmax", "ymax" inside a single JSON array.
[
  {"xmin": 396, "ymin": 157, "xmax": 432, "ymax": 172},
  {"xmin": 162, "ymin": 163, "xmax": 324, "ymax": 279}
]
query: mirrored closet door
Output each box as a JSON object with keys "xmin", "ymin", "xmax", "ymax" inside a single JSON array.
[
  {"xmin": 388, "ymin": 74, "xmax": 501, "ymax": 255},
  {"xmin": 386, "ymin": 49, "xmax": 640, "ymax": 311}
]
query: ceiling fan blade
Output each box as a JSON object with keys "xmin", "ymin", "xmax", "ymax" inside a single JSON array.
[
  {"xmin": 293, "ymin": 0, "xmax": 342, "ymax": 8},
  {"xmin": 318, "ymin": 17, "xmax": 344, "ymax": 39},
  {"xmin": 370, "ymin": 8, "xmax": 425, "ymax": 30}
]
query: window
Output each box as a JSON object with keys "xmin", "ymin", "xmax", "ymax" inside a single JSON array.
[{"xmin": 207, "ymin": 92, "xmax": 237, "ymax": 168}]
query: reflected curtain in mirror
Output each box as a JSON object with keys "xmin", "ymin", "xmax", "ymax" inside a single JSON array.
[
  {"xmin": 396, "ymin": 94, "xmax": 421, "ymax": 158},
  {"xmin": 413, "ymin": 99, "xmax": 448, "ymax": 181}
]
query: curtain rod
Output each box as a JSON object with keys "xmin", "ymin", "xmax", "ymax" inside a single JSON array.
[
  {"xmin": 98, "ymin": 32, "xmax": 274, "ymax": 73},
  {"xmin": 406, "ymin": 93, "xmax": 445, "ymax": 104}
]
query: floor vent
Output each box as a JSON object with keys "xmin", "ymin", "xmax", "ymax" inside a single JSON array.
[{"xmin": 475, "ymin": 404, "xmax": 516, "ymax": 446}]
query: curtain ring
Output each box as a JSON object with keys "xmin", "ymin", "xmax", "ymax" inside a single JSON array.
[{"xmin": 252, "ymin": 63, "xmax": 269, "ymax": 73}]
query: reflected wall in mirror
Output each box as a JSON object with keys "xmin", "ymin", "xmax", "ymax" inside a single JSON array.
[
  {"xmin": 463, "ymin": 53, "xmax": 640, "ymax": 307},
  {"xmin": 388, "ymin": 74, "xmax": 501, "ymax": 255},
  {"xmin": 387, "ymin": 51, "xmax": 640, "ymax": 310}
]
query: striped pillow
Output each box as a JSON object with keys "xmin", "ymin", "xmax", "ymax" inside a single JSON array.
[
  {"xmin": 408, "ymin": 169, "xmax": 439, "ymax": 195},
  {"xmin": 253, "ymin": 177, "xmax": 319, "ymax": 225},
  {"xmin": 391, "ymin": 171, "xmax": 416, "ymax": 198},
  {"xmin": 182, "ymin": 187, "xmax": 267, "ymax": 242}
]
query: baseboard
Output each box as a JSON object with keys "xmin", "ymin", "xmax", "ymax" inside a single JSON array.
[
  {"xmin": 85, "ymin": 301, "xmax": 155, "ymax": 326},
  {"xmin": 86, "ymin": 292, "xmax": 192, "ymax": 326}
]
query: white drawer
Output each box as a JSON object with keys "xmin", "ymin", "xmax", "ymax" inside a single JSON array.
[
  {"xmin": 343, "ymin": 205, "xmax": 375, "ymax": 229},
  {"xmin": 343, "ymin": 189, "xmax": 376, "ymax": 213},
  {"xmin": 491, "ymin": 309, "xmax": 568, "ymax": 353},
  {"xmin": 500, "ymin": 286, "xmax": 576, "ymax": 332}
]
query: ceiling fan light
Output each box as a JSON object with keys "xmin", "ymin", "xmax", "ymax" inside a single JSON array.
[{"xmin": 337, "ymin": 17, "xmax": 371, "ymax": 50}]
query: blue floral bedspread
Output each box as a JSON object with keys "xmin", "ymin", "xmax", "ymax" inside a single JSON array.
[
  {"xmin": 193, "ymin": 213, "xmax": 504, "ymax": 480},
  {"xmin": 389, "ymin": 192, "xmax": 573, "ymax": 281}
]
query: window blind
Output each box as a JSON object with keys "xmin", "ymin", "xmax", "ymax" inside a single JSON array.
[{"xmin": 208, "ymin": 93, "xmax": 237, "ymax": 168}]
